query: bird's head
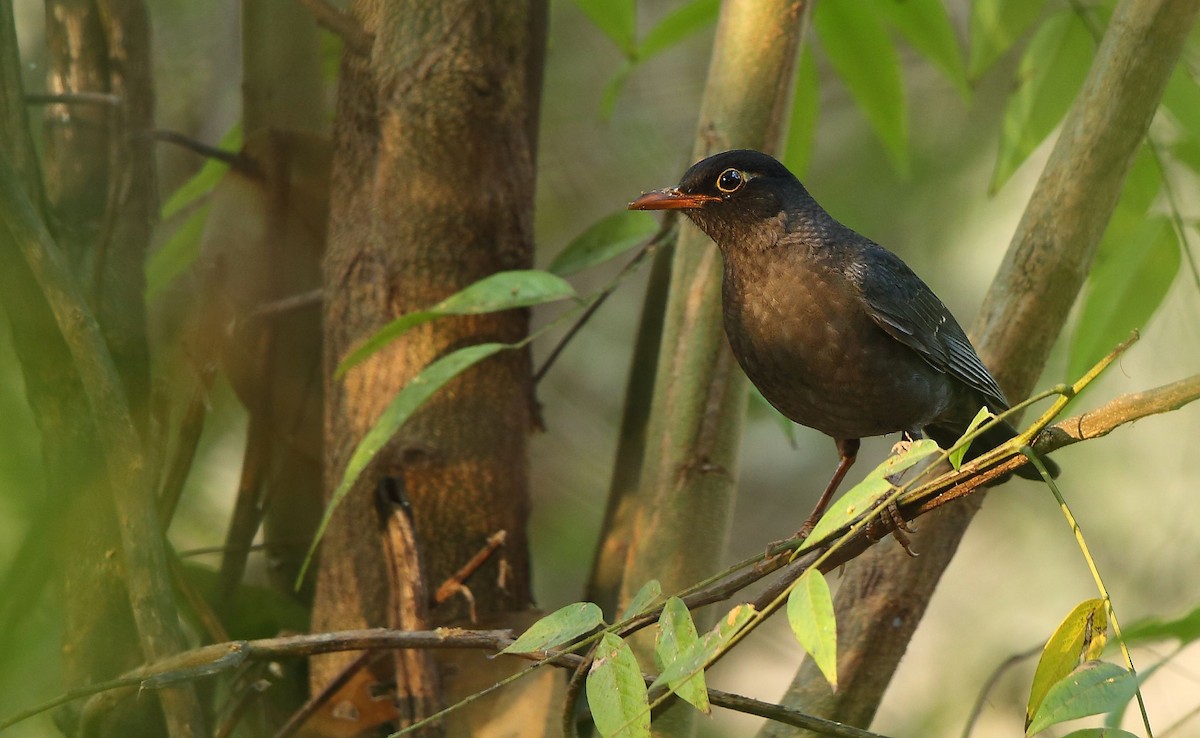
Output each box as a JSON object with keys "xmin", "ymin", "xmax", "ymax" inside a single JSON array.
[{"xmin": 628, "ymin": 149, "xmax": 810, "ymax": 250}]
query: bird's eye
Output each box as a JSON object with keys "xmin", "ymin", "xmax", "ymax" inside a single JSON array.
[{"xmin": 716, "ymin": 168, "xmax": 744, "ymax": 194}]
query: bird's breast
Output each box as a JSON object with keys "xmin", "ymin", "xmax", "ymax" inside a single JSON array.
[{"xmin": 722, "ymin": 258, "xmax": 953, "ymax": 439}]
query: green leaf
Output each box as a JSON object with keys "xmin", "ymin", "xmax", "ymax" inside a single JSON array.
[
  {"xmin": 948, "ymin": 406, "xmax": 993, "ymax": 469},
  {"xmin": 782, "ymin": 46, "xmax": 820, "ymax": 179},
  {"xmin": 299, "ymin": 342, "xmax": 510, "ymax": 585},
  {"xmin": 572, "ymin": 0, "xmax": 637, "ymax": 56},
  {"xmin": 1027, "ymin": 599, "xmax": 1109, "ymax": 730},
  {"xmin": 638, "ymin": 0, "xmax": 720, "ymax": 59},
  {"xmin": 649, "ymin": 604, "xmax": 756, "ymax": 692},
  {"xmin": 815, "ymin": 0, "xmax": 909, "ymax": 174},
  {"xmin": 807, "ymin": 439, "xmax": 940, "ymax": 543},
  {"xmin": 1162, "ymin": 66, "xmax": 1200, "ymax": 135},
  {"xmin": 991, "ymin": 11, "xmax": 1095, "ymax": 192},
  {"xmin": 501, "ymin": 602, "xmax": 606, "ymax": 655},
  {"xmin": 655, "ymin": 597, "xmax": 709, "ymax": 713},
  {"xmin": 600, "ymin": 62, "xmax": 636, "ymax": 119},
  {"xmin": 1026, "ymin": 661, "xmax": 1137, "ymax": 735},
  {"xmin": 146, "ymin": 204, "xmax": 208, "ymax": 297},
  {"xmin": 877, "ymin": 0, "xmax": 968, "ymax": 97},
  {"xmin": 336, "ymin": 271, "xmax": 576, "ymax": 377},
  {"xmin": 549, "ymin": 211, "xmax": 657, "ymax": 277},
  {"xmin": 786, "ymin": 571, "xmax": 837, "ymax": 689},
  {"xmin": 161, "ymin": 124, "xmax": 242, "ymax": 219},
  {"xmin": 967, "ymin": 0, "xmax": 1048, "ymax": 79},
  {"xmin": 1068, "ymin": 218, "xmax": 1179, "ymax": 383},
  {"xmin": 1059, "ymin": 730, "xmax": 1139, "ymax": 738},
  {"xmin": 619, "ymin": 579, "xmax": 663, "ymax": 622},
  {"xmin": 1122, "ymin": 603, "xmax": 1200, "ymax": 645},
  {"xmin": 587, "ymin": 633, "xmax": 650, "ymax": 738}
]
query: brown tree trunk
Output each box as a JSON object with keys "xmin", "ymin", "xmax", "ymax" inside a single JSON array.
[{"xmin": 313, "ymin": 0, "xmax": 548, "ymax": 731}]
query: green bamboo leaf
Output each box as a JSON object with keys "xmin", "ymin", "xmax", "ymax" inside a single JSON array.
[
  {"xmin": 782, "ymin": 46, "xmax": 819, "ymax": 179},
  {"xmin": 1059, "ymin": 730, "xmax": 1139, "ymax": 738},
  {"xmin": 162, "ymin": 125, "xmax": 242, "ymax": 219},
  {"xmin": 146, "ymin": 204, "xmax": 208, "ymax": 297},
  {"xmin": 807, "ymin": 439, "xmax": 940, "ymax": 542},
  {"xmin": 1068, "ymin": 218, "xmax": 1179, "ymax": 383},
  {"xmin": 638, "ymin": 0, "xmax": 720, "ymax": 59},
  {"xmin": 1026, "ymin": 661, "xmax": 1137, "ymax": 735},
  {"xmin": 649, "ymin": 604, "xmax": 756, "ymax": 692},
  {"xmin": 1027, "ymin": 599, "xmax": 1109, "ymax": 730},
  {"xmin": 600, "ymin": 62, "xmax": 636, "ymax": 119},
  {"xmin": 587, "ymin": 633, "xmax": 650, "ymax": 738},
  {"xmin": 991, "ymin": 11, "xmax": 1095, "ymax": 192},
  {"xmin": 967, "ymin": 0, "xmax": 1048, "ymax": 79},
  {"xmin": 299, "ymin": 342, "xmax": 509, "ymax": 585},
  {"xmin": 501, "ymin": 602, "xmax": 606, "ymax": 655},
  {"xmin": 1122, "ymin": 603, "xmax": 1200, "ymax": 645},
  {"xmin": 876, "ymin": 0, "xmax": 968, "ymax": 97},
  {"xmin": 786, "ymin": 571, "xmax": 837, "ymax": 689},
  {"xmin": 815, "ymin": 0, "xmax": 909, "ymax": 174},
  {"xmin": 337, "ymin": 270, "xmax": 576, "ymax": 377},
  {"xmin": 572, "ymin": 0, "xmax": 637, "ymax": 56},
  {"xmin": 948, "ymin": 406, "xmax": 993, "ymax": 469},
  {"xmin": 549, "ymin": 211, "xmax": 657, "ymax": 277},
  {"xmin": 655, "ymin": 597, "xmax": 709, "ymax": 713},
  {"xmin": 619, "ymin": 579, "xmax": 664, "ymax": 622}
]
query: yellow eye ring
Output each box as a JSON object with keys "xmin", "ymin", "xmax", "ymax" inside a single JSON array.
[{"xmin": 716, "ymin": 168, "xmax": 745, "ymax": 194}]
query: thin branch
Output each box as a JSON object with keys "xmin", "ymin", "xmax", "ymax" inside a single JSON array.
[
  {"xmin": 24, "ymin": 91, "xmax": 122, "ymax": 106},
  {"xmin": 295, "ymin": 0, "xmax": 372, "ymax": 56}
]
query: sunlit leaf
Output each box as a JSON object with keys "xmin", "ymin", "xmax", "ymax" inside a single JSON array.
[
  {"xmin": 549, "ymin": 211, "xmax": 657, "ymax": 277},
  {"xmin": 300, "ymin": 342, "xmax": 510, "ymax": 584},
  {"xmin": 782, "ymin": 46, "xmax": 819, "ymax": 179},
  {"xmin": 786, "ymin": 571, "xmax": 837, "ymax": 689},
  {"xmin": 649, "ymin": 604, "xmax": 756, "ymax": 692},
  {"xmin": 991, "ymin": 11, "xmax": 1095, "ymax": 191},
  {"xmin": 162, "ymin": 125, "xmax": 242, "ymax": 219},
  {"xmin": 1068, "ymin": 218, "xmax": 1179, "ymax": 383},
  {"xmin": 877, "ymin": 0, "xmax": 968, "ymax": 97},
  {"xmin": 587, "ymin": 633, "xmax": 650, "ymax": 738},
  {"xmin": 1026, "ymin": 661, "xmax": 1136, "ymax": 735},
  {"xmin": 619, "ymin": 579, "xmax": 663, "ymax": 622},
  {"xmin": 1027, "ymin": 599, "xmax": 1109, "ymax": 730},
  {"xmin": 815, "ymin": 1, "xmax": 908, "ymax": 174},
  {"xmin": 337, "ymin": 270, "xmax": 575, "ymax": 377},
  {"xmin": 967, "ymin": 0, "xmax": 1049, "ymax": 79},
  {"xmin": 146, "ymin": 204, "xmax": 208, "ymax": 297},
  {"xmin": 502, "ymin": 602, "xmax": 605, "ymax": 654},
  {"xmin": 572, "ymin": 0, "xmax": 637, "ymax": 56},
  {"xmin": 655, "ymin": 597, "xmax": 709, "ymax": 713},
  {"xmin": 807, "ymin": 439, "xmax": 940, "ymax": 543},
  {"xmin": 948, "ymin": 406, "xmax": 993, "ymax": 469}
]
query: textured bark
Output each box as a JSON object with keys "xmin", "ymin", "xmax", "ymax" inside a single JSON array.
[
  {"xmin": 314, "ymin": 0, "xmax": 547, "ymax": 728},
  {"xmin": 760, "ymin": 0, "xmax": 1200, "ymax": 734}
]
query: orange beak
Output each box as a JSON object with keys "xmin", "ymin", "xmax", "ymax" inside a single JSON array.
[{"xmin": 628, "ymin": 188, "xmax": 720, "ymax": 210}]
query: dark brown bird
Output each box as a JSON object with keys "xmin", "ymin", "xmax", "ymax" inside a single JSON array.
[{"xmin": 629, "ymin": 149, "xmax": 1057, "ymax": 532}]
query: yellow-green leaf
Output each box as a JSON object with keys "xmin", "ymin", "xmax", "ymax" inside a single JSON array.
[
  {"xmin": 502, "ymin": 602, "xmax": 605, "ymax": 655},
  {"xmin": 587, "ymin": 633, "xmax": 650, "ymax": 738},
  {"xmin": 1026, "ymin": 599, "xmax": 1109, "ymax": 730},
  {"xmin": 948, "ymin": 406, "xmax": 993, "ymax": 470},
  {"xmin": 782, "ymin": 46, "xmax": 819, "ymax": 179},
  {"xmin": 1026, "ymin": 661, "xmax": 1136, "ymax": 735},
  {"xmin": 649, "ymin": 604, "xmax": 756, "ymax": 692},
  {"xmin": 786, "ymin": 571, "xmax": 837, "ymax": 689},
  {"xmin": 655, "ymin": 597, "xmax": 709, "ymax": 713},
  {"xmin": 619, "ymin": 579, "xmax": 663, "ymax": 622},
  {"xmin": 967, "ymin": 0, "xmax": 1048, "ymax": 79},
  {"xmin": 549, "ymin": 211, "xmax": 657, "ymax": 277}
]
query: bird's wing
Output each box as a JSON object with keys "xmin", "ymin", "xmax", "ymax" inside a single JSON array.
[{"xmin": 845, "ymin": 244, "xmax": 1009, "ymax": 410}]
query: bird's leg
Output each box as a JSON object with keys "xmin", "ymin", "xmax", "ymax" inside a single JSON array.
[
  {"xmin": 864, "ymin": 435, "xmax": 920, "ymax": 555},
  {"xmin": 795, "ymin": 437, "xmax": 860, "ymax": 539}
]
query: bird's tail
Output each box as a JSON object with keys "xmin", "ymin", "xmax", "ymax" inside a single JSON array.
[{"xmin": 926, "ymin": 418, "xmax": 1060, "ymax": 482}]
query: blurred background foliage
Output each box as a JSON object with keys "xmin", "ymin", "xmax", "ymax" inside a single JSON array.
[{"xmin": 1, "ymin": 0, "xmax": 1198, "ymax": 736}]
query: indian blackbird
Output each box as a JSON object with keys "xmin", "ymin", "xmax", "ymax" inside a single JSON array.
[{"xmin": 629, "ymin": 149, "xmax": 1058, "ymax": 530}]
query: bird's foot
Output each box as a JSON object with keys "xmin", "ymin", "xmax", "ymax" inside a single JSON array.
[{"xmin": 865, "ymin": 498, "xmax": 918, "ymax": 557}]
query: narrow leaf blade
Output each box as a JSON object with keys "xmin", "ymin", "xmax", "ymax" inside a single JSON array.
[
  {"xmin": 967, "ymin": 0, "xmax": 1049, "ymax": 79},
  {"xmin": 502, "ymin": 602, "xmax": 606, "ymax": 655},
  {"xmin": 877, "ymin": 0, "xmax": 968, "ymax": 96},
  {"xmin": 786, "ymin": 571, "xmax": 838, "ymax": 689},
  {"xmin": 548, "ymin": 211, "xmax": 657, "ymax": 277},
  {"xmin": 587, "ymin": 633, "xmax": 650, "ymax": 738},
  {"xmin": 161, "ymin": 125, "xmax": 242, "ymax": 219},
  {"xmin": 638, "ymin": 0, "xmax": 720, "ymax": 59},
  {"xmin": 948, "ymin": 406, "xmax": 993, "ymax": 469},
  {"xmin": 649, "ymin": 604, "xmax": 756, "ymax": 692},
  {"xmin": 655, "ymin": 597, "xmax": 710, "ymax": 713},
  {"xmin": 571, "ymin": 0, "xmax": 637, "ymax": 56},
  {"xmin": 146, "ymin": 204, "xmax": 209, "ymax": 297},
  {"xmin": 619, "ymin": 580, "xmax": 664, "ymax": 622}
]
